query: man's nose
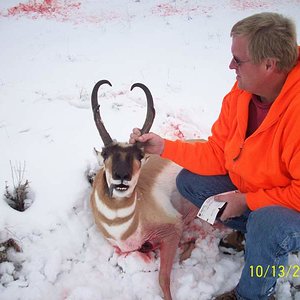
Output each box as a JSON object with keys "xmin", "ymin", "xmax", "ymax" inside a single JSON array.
[{"xmin": 229, "ymin": 58, "xmax": 237, "ymax": 70}]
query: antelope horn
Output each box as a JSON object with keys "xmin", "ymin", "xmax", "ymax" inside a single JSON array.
[
  {"xmin": 91, "ymin": 80, "xmax": 114, "ymax": 147},
  {"xmin": 131, "ymin": 83, "xmax": 155, "ymax": 135}
]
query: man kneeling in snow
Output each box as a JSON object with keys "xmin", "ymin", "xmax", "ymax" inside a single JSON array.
[{"xmin": 130, "ymin": 12, "xmax": 300, "ymax": 300}]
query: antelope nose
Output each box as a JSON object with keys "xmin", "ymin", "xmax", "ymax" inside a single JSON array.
[{"xmin": 113, "ymin": 171, "xmax": 131, "ymax": 182}]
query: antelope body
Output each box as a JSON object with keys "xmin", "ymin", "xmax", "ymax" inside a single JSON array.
[{"xmin": 90, "ymin": 80, "xmax": 198, "ymax": 300}]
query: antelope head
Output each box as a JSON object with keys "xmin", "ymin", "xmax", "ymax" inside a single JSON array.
[{"xmin": 91, "ymin": 80, "xmax": 155, "ymax": 199}]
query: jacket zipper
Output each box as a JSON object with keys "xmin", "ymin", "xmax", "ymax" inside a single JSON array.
[{"xmin": 233, "ymin": 142, "xmax": 244, "ymax": 161}]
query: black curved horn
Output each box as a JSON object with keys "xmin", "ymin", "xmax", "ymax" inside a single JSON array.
[
  {"xmin": 130, "ymin": 83, "xmax": 155, "ymax": 135},
  {"xmin": 91, "ymin": 80, "xmax": 114, "ymax": 147}
]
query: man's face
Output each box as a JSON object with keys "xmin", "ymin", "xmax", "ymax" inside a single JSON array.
[{"xmin": 229, "ymin": 35, "xmax": 267, "ymax": 94}]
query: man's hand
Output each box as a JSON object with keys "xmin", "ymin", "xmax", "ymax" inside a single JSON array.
[
  {"xmin": 129, "ymin": 128, "xmax": 165, "ymax": 155},
  {"xmin": 214, "ymin": 191, "xmax": 248, "ymax": 221}
]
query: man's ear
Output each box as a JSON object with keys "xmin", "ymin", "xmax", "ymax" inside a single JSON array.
[
  {"xmin": 94, "ymin": 147, "xmax": 104, "ymax": 166},
  {"xmin": 265, "ymin": 58, "xmax": 277, "ymax": 71}
]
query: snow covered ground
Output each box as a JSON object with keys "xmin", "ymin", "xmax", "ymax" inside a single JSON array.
[{"xmin": 0, "ymin": 1, "xmax": 300, "ymax": 299}]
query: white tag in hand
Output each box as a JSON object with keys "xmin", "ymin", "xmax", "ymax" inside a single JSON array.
[
  {"xmin": 197, "ymin": 196, "xmax": 226, "ymax": 225},
  {"xmin": 196, "ymin": 191, "xmax": 237, "ymax": 225},
  {"xmin": 197, "ymin": 191, "xmax": 237, "ymax": 225}
]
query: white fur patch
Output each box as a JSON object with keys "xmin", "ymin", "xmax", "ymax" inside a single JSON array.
[
  {"xmin": 101, "ymin": 217, "xmax": 134, "ymax": 240},
  {"xmin": 151, "ymin": 162, "xmax": 182, "ymax": 218},
  {"xmin": 95, "ymin": 190, "xmax": 137, "ymax": 220}
]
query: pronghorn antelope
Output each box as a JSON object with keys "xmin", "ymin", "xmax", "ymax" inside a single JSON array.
[{"xmin": 90, "ymin": 80, "xmax": 198, "ymax": 300}]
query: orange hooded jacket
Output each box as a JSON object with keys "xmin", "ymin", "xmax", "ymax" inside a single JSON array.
[{"xmin": 161, "ymin": 48, "xmax": 300, "ymax": 212}]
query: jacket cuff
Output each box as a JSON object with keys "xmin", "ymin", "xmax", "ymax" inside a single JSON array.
[{"xmin": 161, "ymin": 139, "xmax": 178, "ymax": 159}]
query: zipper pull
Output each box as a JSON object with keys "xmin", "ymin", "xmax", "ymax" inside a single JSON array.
[{"xmin": 233, "ymin": 143, "xmax": 244, "ymax": 161}]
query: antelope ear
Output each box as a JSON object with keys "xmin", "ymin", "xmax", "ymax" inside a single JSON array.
[
  {"xmin": 94, "ymin": 147, "xmax": 104, "ymax": 166},
  {"xmin": 141, "ymin": 154, "xmax": 150, "ymax": 166}
]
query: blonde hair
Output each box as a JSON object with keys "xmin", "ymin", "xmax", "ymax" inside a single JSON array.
[{"xmin": 231, "ymin": 12, "xmax": 298, "ymax": 71}]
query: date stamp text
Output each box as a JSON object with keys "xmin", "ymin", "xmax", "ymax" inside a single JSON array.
[{"xmin": 250, "ymin": 265, "xmax": 300, "ymax": 278}]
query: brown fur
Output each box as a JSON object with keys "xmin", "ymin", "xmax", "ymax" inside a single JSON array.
[
  {"xmin": 90, "ymin": 146, "xmax": 199, "ymax": 300},
  {"xmin": 90, "ymin": 154, "xmax": 175, "ymax": 241}
]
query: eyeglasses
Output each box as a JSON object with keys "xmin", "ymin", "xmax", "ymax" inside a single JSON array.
[{"xmin": 232, "ymin": 56, "xmax": 251, "ymax": 66}]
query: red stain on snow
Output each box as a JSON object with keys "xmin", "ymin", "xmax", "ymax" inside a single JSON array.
[
  {"xmin": 153, "ymin": 3, "xmax": 183, "ymax": 16},
  {"xmin": 4, "ymin": 0, "xmax": 81, "ymax": 21},
  {"xmin": 170, "ymin": 123, "xmax": 185, "ymax": 139},
  {"xmin": 229, "ymin": 0, "xmax": 270, "ymax": 10},
  {"xmin": 1, "ymin": 1, "xmax": 123, "ymax": 24},
  {"xmin": 113, "ymin": 244, "xmax": 158, "ymax": 263},
  {"xmin": 152, "ymin": 2, "xmax": 212, "ymax": 17}
]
